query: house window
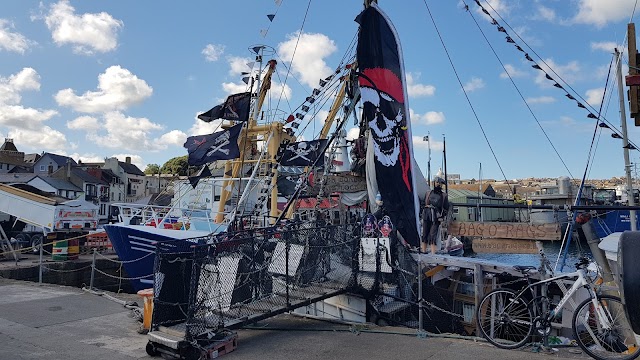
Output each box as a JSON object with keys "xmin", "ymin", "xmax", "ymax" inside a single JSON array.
[{"xmin": 40, "ymin": 165, "xmax": 45, "ymax": 171}]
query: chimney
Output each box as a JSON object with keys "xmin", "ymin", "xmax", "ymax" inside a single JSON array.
[
  {"xmin": 125, "ymin": 156, "xmax": 131, "ymax": 164},
  {"xmin": 66, "ymin": 160, "xmax": 71, "ymax": 180}
]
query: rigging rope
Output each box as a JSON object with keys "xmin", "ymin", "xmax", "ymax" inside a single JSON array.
[{"xmin": 420, "ymin": 0, "xmax": 512, "ymax": 187}]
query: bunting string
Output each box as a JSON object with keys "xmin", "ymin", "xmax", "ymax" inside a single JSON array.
[{"xmin": 471, "ymin": 0, "xmax": 640, "ymax": 153}]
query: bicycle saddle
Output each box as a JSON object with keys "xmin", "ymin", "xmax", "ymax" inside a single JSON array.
[{"xmin": 513, "ymin": 265, "xmax": 536, "ymax": 273}]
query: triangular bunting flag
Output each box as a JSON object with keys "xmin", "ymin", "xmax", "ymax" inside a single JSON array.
[
  {"xmin": 553, "ymin": 83, "xmax": 564, "ymax": 89},
  {"xmin": 246, "ymin": 61, "xmax": 255, "ymax": 68},
  {"xmin": 291, "ymin": 122, "xmax": 300, "ymax": 129},
  {"xmin": 612, "ymin": 133, "xmax": 623, "ymax": 139},
  {"xmin": 475, "ymin": 0, "xmax": 482, "ymax": 6},
  {"xmin": 242, "ymin": 76, "xmax": 250, "ymax": 84},
  {"xmin": 267, "ymin": 14, "xmax": 275, "ymax": 22},
  {"xmin": 252, "ymin": 46, "xmax": 264, "ymax": 54},
  {"xmin": 260, "ymin": 29, "xmax": 267, "ymax": 38},
  {"xmin": 301, "ymin": 105, "xmax": 310, "ymax": 112},
  {"xmin": 325, "ymin": 75, "xmax": 334, "ymax": 81},
  {"xmin": 497, "ymin": 26, "xmax": 506, "ymax": 33},
  {"xmin": 515, "ymin": 45, "xmax": 524, "ymax": 52},
  {"xmin": 588, "ymin": 113, "xmax": 597, "ymax": 119},
  {"xmin": 491, "ymin": 19, "xmax": 498, "ymax": 25},
  {"xmin": 565, "ymin": 94, "xmax": 576, "ymax": 100},
  {"xmin": 305, "ymin": 96, "xmax": 316, "ymax": 104},
  {"xmin": 506, "ymin": 36, "xmax": 515, "ymax": 43},
  {"xmin": 623, "ymin": 144, "xmax": 637, "ymax": 150},
  {"xmin": 274, "ymin": 0, "xmax": 282, "ymax": 5},
  {"xmin": 295, "ymin": 113, "xmax": 304, "ymax": 119},
  {"xmin": 577, "ymin": 102, "xmax": 586, "ymax": 109},
  {"xmin": 286, "ymin": 114, "xmax": 295, "ymax": 123},
  {"xmin": 313, "ymin": 88, "xmax": 321, "ymax": 95},
  {"xmin": 545, "ymin": 74, "xmax": 553, "ymax": 81},
  {"xmin": 599, "ymin": 122, "xmax": 610, "ymax": 128},
  {"xmin": 482, "ymin": 8, "xmax": 490, "ymax": 15},
  {"xmin": 319, "ymin": 79, "xmax": 327, "ymax": 87},
  {"xmin": 532, "ymin": 64, "xmax": 542, "ymax": 70},
  {"xmin": 525, "ymin": 53, "xmax": 533, "ymax": 61}
]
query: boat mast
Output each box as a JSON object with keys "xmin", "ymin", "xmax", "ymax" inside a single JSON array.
[{"xmin": 616, "ymin": 48, "xmax": 637, "ymax": 230}]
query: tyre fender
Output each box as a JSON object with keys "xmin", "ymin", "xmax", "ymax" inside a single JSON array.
[{"xmin": 618, "ymin": 231, "xmax": 640, "ymax": 334}]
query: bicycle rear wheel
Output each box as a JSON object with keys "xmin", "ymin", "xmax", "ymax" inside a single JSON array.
[
  {"xmin": 573, "ymin": 295, "xmax": 640, "ymax": 360},
  {"xmin": 477, "ymin": 288, "xmax": 533, "ymax": 349}
]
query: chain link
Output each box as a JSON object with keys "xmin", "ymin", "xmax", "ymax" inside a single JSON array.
[
  {"xmin": 42, "ymin": 265, "xmax": 93, "ymax": 273},
  {"xmin": 421, "ymin": 299, "xmax": 465, "ymax": 319},
  {"xmin": 96, "ymin": 251, "xmax": 154, "ymax": 264},
  {"xmin": 93, "ymin": 267, "xmax": 153, "ymax": 280}
]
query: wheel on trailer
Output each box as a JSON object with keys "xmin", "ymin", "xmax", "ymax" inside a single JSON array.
[
  {"xmin": 572, "ymin": 295, "xmax": 640, "ymax": 360},
  {"xmin": 14, "ymin": 233, "xmax": 29, "ymax": 253},
  {"xmin": 476, "ymin": 288, "xmax": 533, "ymax": 349},
  {"xmin": 30, "ymin": 234, "xmax": 43, "ymax": 255},
  {"xmin": 145, "ymin": 342, "xmax": 159, "ymax": 357}
]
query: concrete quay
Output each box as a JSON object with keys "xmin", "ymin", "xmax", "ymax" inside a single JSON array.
[{"xmin": 0, "ymin": 278, "xmax": 590, "ymax": 360}]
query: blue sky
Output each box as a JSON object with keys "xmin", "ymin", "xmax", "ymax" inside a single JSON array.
[{"xmin": 1, "ymin": 0, "xmax": 640, "ymax": 181}]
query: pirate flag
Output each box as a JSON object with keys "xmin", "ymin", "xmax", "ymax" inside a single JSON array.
[
  {"xmin": 183, "ymin": 123, "xmax": 243, "ymax": 166},
  {"xmin": 357, "ymin": 3, "xmax": 421, "ymax": 247},
  {"xmin": 279, "ymin": 139, "xmax": 328, "ymax": 166},
  {"xmin": 198, "ymin": 92, "xmax": 251, "ymax": 123}
]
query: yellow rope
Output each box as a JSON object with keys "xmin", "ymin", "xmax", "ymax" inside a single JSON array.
[{"xmin": 0, "ymin": 232, "xmax": 92, "ymax": 256}]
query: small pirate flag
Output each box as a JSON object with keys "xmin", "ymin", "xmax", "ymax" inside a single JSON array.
[
  {"xmin": 188, "ymin": 165, "xmax": 212, "ymax": 188},
  {"xmin": 279, "ymin": 139, "xmax": 328, "ymax": 166},
  {"xmin": 183, "ymin": 123, "xmax": 243, "ymax": 166},
  {"xmin": 198, "ymin": 92, "xmax": 251, "ymax": 123}
]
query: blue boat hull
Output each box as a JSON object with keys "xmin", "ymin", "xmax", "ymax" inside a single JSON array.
[
  {"xmin": 592, "ymin": 210, "xmax": 640, "ymax": 239},
  {"xmin": 103, "ymin": 224, "xmax": 211, "ymax": 291}
]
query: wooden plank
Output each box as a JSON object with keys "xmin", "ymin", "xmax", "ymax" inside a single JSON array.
[
  {"xmin": 474, "ymin": 264, "xmax": 483, "ymax": 335},
  {"xmin": 425, "ymin": 264, "xmax": 445, "ymax": 277},
  {"xmin": 472, "ymin": 238, "xmax": 538, "ymax": 254},
  {"xmin": 448, "ymin": 221, "xmax": 560, "ymax": 240}
]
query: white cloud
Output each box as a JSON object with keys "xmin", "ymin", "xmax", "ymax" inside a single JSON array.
[
  {"xmin": 534, "ymin": 59, "xmax": 581, "ymax": 87},
  {"xmin": 463, "ymin": 77, "xmax": 485, "ymax": 92},
  {"xmin": 406, "ymin": 73, "xmax": 435, "ymax": 97},
  {"xmin": 586, "ymin": 87, "xmax": 605, "ymax": 107},
  {"xmin": 412, "ymin": 136, "xmax": 443, "ymax": 151},
  {"xmin": 189, "ymin": 116, "xmax": 223, "ymax": 136},
  {"xmin": 222, "ymin": 81, "xmax": 250, "ymax": 94},
  {"xmin": 278, "ymin": 31, "xmax": 337, "ymax": 88},
  {"xmin": 228, "ymin": 56, "xmax": 253, "ymax": 76},
  {"xmin": 410, "ymin": 109, "xmax": 445, "ymax": 125},
  {"xmin": 534, "ymin": 5, "xmax": 556, "ymax": 22},
  {"xmin": 36, "ymin": 0, "xmax": 123, "ymax": 55},
  {"xmin": 67, "ymin": 153, "xmax": 104, "ymax": 164},
  {"xmin": 55, "ymin": 65, "xmax": 153, "ymax": 113},
  {"xmin": 590, "ymin": 41, "xmax": 621, "ymax": 53},
  {"xmin": 0, "ymin": 68, "xmax": 40, "ymax": 105},
  {"xmin": 0, "ymin": 19, "xmax": 36, "ymax": 54},
  {"xmin": 573, "ymin": 0, "xmax": 636, "ymax": 27},
  {"xmin": 157, "ymin": 130, "xmax": 187, "ymax": 147},
  {"xmin": 222, "ymin": 80, "xmax": 291, "ymax": 100},
  {"xmin": 8, "ymin": 126, "xmax": 66, "ymax": 151},
  {"xmin": 476, "ymin": 0, "xmax": 510, "ymax": 17},
  {"xmin": 67, "ymin": 116, "xmax": 100, "ymax": 131},
  {"xmin": 202, "ymin": 44, "xmax": 225, "ymax": 62},
  {"xmin": 316, "ymin": 110, "xmax": 330, "ymax": 124},
  {"xmin": 500, "ymin": 64, "xmax": 527, "ymax": 79},
  {"xmin": 89, "ymin": 112, "xmax": 164, "ymax": 151},
  {"xmin": 526, "ymin": 96, "xmax": 556, "ymax": 104},
  {"xmin": 111, "ymin": 154, "xmax": 145, "ymax": 170},
  {"xmin": 346, "ymin": 127, "xmax": 360, "ymax": 141}
]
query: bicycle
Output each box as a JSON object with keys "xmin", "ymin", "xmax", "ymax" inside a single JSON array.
[{"xmin": 477, "ymin": 256, "xmax": 640, "ymax": 360}]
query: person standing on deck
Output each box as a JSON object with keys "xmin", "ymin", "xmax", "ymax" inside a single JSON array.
[{"xmin": 422, "ymin": 177, "xmax": 449, "ymax": 254}]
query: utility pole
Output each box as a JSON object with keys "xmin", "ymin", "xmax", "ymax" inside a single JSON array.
[
  {"xmin": 616, "ymin": 48, "xmax": 637, "ymax": 230},
  {"xmin": 443, "ymin": 135, "xmax": 448, "ymax": 193}
]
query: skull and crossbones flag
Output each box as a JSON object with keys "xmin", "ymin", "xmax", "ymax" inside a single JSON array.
[
  {"xmin": 198, "ymin": 92, "xmax": 251, "ymax": 123},
  {"xmin": 280, "ymin": 139, "xmax": 328, "ymax": 166},
  {"xmin": 183, "ymin": 123, "xmax": 243, "ymax": 166},
  {"xmin": 356, "ymin": 3, "xmax": 421, "ymax": 247}
]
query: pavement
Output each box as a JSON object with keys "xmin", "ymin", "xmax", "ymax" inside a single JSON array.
[{"xmin": 0, "ymin": 278, "xmax": 591, "ymax": 360}]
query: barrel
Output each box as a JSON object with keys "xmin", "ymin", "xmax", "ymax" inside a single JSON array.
[
  {"xmin": 67, "ymin": 238, "xmax": 79, "ymax": 260},
  {"xmin": 52, "ymin": 240, "xmax": 68, "ymax": 261}
]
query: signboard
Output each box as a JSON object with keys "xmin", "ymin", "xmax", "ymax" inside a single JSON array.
[
  {"xmin": 448, "ymin": 221, "xmax": 560, "ymax": 241},
  {"xmin": 472, "ymin": 238, "xmax": 538, "ymax": 254},
  {"xmin": 309, "ymin": 173, "xmax": 367, "ymax": 194}
]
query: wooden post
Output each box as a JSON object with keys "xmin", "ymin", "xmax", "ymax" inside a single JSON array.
[
  {"xmin": 628, "ymin": 23, "xmax": 640, "ymax": 125},
  {"xmin": 474, "ymin": 263, "xmax": 484, "ymax": 335}
]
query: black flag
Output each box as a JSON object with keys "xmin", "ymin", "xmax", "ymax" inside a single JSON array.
[
  {"xmin": 357, "ymin": 3, "xmax": 421, "ymax": 247},
  {"xmin": 279, "ymin": 139, "xmax": 328, "ymax": 166},
  {"xmin": 198, "ymin": 92, "xmax": 251, "ymax": 122},
  {"xmin": 183, "ymin": 123, "xmax": 244, "ymax": 166},
  {"xmin": 188, "ymin": 166, "xmax": 212, "ymax": 188}
]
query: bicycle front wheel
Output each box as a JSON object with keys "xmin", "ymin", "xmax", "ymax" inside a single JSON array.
[
  {"xmin": 477, "ymin": 288, "xmax": 533, "ymax": 349},
  {"xmin": 573, "ymin": 295, "xmax": 640, "ymax": 360}
]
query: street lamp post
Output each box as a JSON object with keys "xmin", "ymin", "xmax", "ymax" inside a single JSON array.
[{"xmin": 423, "ymin": 133, "xmax": 431, "ymax": 184}]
